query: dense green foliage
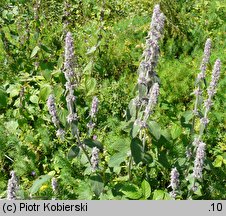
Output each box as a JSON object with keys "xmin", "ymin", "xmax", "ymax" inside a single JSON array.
[{"xmin": 0, "ymin": 0, "xmax": 225, "ymax": 200}]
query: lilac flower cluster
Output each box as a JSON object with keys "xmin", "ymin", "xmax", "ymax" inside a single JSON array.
[
  {"xmin": 143, "ymin": 83, "xmax": 160, "ymax": 123},
  {"xmin": 198, "ymin": 38, "xmax": 211, "ymax": 80},
  {"xmin": 63, "ymin": 32, "xmax": 78, "ymax": 125},
  {"xmin": 90, "ymin": 96, "xmax": 99, "ymax": 118},
  {"xmin": 91, "ymin": 147, "xmax": 99, "ymax": 171},
  {"xmin": 47, "ymin": 94, "xmax": 65, "ymax": 139},
  {"xmin": 193, "ymin": 38, "xmax": 212, "ymax": 116},
  {"xmin": 169, "ymin": 167, "xmax": 180, "ymax": 198},
  {"xmin": 7, "ymin": 171, "xmax": 18, "ymax": 200},
  {"xmin": 87, "ymin": 96, "xmax": 99, "ymax": 130},
  {"xmin": 201, "ymin": 59, "xmax": 221, "ymax": 128},
  {"xmin": 193, "ymin": 141, "xmax": 206, "ymax": 179},
  {"xmin": 138, "ymin": 4, "xmax": 165, "ymax": 94},
  {"xmin": 51, "ymin": 177, "xmax": 58, "ymax": 193}
]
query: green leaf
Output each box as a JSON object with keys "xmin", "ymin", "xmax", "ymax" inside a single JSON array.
[
  {"xmin": 141, "ymin": 180, "xmax": 151, "ymax": 199},
  {"xmin": 85, "ymin": 77, "xmax": 97, "ymax": 95},
  {"xmin": 77, "ymin": 181, "xmax": 93, "ymax": 200},
  {"xmin": 39, "ymin": 84, "xmax": 52, "ymax": 102},
  {"xmin": 29, "ymin": 171, "xmax": 55, "ymax": 195},
  {"xmin": 182, "ymin": 110, "xmax": 193, "ymax": 123},
  {"xmin": 68, "ymin": 145, "xmax": 80, "ymax": 160},
  {"xmin": 131, "ymin": 122, "xmax": 141, "ymax": 138},
  {"xmin": 30, "ymin": 46, "xmax": 40, "ymax": 58},
  {"xmin": 108, "ymin": 152, "xmax": 127, "ymax": 167},
  {"xmin": 147, "ymin": 121, "xmax": 161, "ymax": 140},
  {"xmin": 171, "ymin": 124, "xmax": 182, "ymax": 139},
  {"xmin": 89, "ymin": 174, "xmax": 104, "ymax": 197},
  {"xmin": 6, "ymin": 84, "xmax": 21, "ymax": 98},
  {"xmin": 213, "ymin": 155, "xmax": 223, "ymax": 167},
  {"xmin": 86, "ymin": 46, "xmax": 97, "ymax": 55},
  {"xmin": 29, "ymin": 95, "xmax": 39, "ymax": 104},
  {"xmin": 0, "ymin": 88, "xmax": 8, "ymax": 108},
  {"xmin": 130, "ymin": 138, "xmax": 143, "ymax": 164},
  {"xmin": 83, "ymin": 139, "xmax": 103, "ymax": 150},
  {"xmin": 83, "ymin": 61, "xmax": 93, "ymax": 74},
  {"xmin": 121, "ymin": 184, "xmax": 142, "ymax": 200},
  {"xmin": 4, "ymin": 120, "xmax": 19, "ymax": 134},
  {"xmin": 152, "ymin": 189, "xmax": 165, "ymax": 200},
  {"xmin": 128, "ymin": 100, "xmax": 136, "ymax": 118}
]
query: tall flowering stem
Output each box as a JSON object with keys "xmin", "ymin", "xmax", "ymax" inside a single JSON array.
[
  {"xmin": 128, "ymin": 5, "xmax": 164, "ymax": 180},
  {"xmin": 7, "ymin": 171, "xmax": 19, "ymax": 200},
  {"xmin": 191, "ymin": 39, "xmax": 211, "ymax": 136},
  {"xmin": 138, "ymin": 4, "xmax": 165, "ymax": 102},
  {"xmin": 63, "ymin": 31, "xmax": 92, "ymax": 165},
  {"xmin": 64, "ymin": 32, "xmax": 78, "ymax": 135}
]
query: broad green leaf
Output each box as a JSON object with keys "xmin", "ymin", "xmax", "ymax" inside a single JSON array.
[
  {"xmin": 85, "ymin": 77, "xmax": 97, "ymax": 95},
  {"xmin": 89, "ymin": 174, "xmax": 104, "ymax": 197},
  {"xmin": 132, "ymin": 122, "xmax": 141, "ymax": 138},
  {"xmin": 141, "ymin": 180, "xmax": 151, "ymax": 199},
  {"xmin": 128, "ymin": 99, "xmax": 137, "ymax": 118},
  {"xmin": 213, "ymin": 155, "xmax": 223, "ymax": 167},
  {"xmin": 147, "ymin": 121, "xmax": 161, "ymax": 140},
  {"xmin": 58, "ymin": 108, "xmax": 67, "ymax": 127},
  {"xmin": 77, "ymin": 181, "xmax": 93, "ymax": 200},
  {"xmin": 153, "ymin": 189, "xmax": 165, "ymax": 200},
  {"xmin": 121, "ymin": 184, "xmax": 142, "ymax": 200},
  {"xmin": 0, "ymin": 88, "xmax": 8, "ymax": 108},
  {"xmin": 130, "ymin": 138, "xmax": 143, "ymax": 164},
  {"xmin": 39, "ymin": 84, "xmax": 51, "ymax": 102},
  {"xmin": 68, "ymin": 145, "xmax": 80, "ymax": 160},
  {"xmin": 29, "ymin": 171, "xmax": 55, "ymax": 195},
  {"xmin": 4, "ymin": 120, "xmax": 18, "ymax": 134},
  {"xmin": 6, "ymin": 84, "xmax": 21, "ymax": 98},
  {"xmin": 29, "ymin": 95, "xmax": 39, "ymax": 104},
  {"xmin": 108, "ymin": 152, "xmax": 127, "ymax": 167},
  {"xmin": 171, "ymin": 124, "xmax": 182, "ymax": 139},
  {"xmin": 30, "ymin": 46, "xmax": 40, "ymax": 58},
  {"xmin": 83, "ymin": 61, "xmax": 93, "ymax": 74},
  {"xmin": 182, "ymin": 110, "xmax": 193, "ymax": 123},
  {"xmin": 83, "ymin": 139, "xmax": 103, "ymax": 150}
]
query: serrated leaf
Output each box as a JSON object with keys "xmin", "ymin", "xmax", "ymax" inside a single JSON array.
[
  {"xmin": 171, "ymin": 124, "xmax": 182, "ymax": 140},
  {"xmin": 121, "ymin": 184, "xmax": 142, "ymax": 200},
  {"xmin": 108, "ymin": 152, "xmax": 127, "ymax": 167},
  {"xmin": 141, "ymin": 180, "xmax": 151, "ymax": 199},
  {"xmin": 29, "ymin": 171, "xmax": 55, "ymax": 195},
  {"xmin": 68, "ymin": 145, "xmax": 80, "ymax": 160},
  {"xmin": 147, "ymin": 121, "xmax": 161, "ymax": 140},
  {"xmin": 30, "ymin": 46, "xmax": 40, "ymax": 58}
]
